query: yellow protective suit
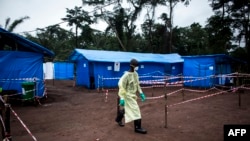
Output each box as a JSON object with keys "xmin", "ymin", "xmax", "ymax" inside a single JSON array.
[{"xmin": 118, "ymin": 71, "xmax": 143, "ymax": 123}]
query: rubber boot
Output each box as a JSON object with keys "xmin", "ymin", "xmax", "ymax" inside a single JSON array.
[
  {"xmin": 115, "ymin": 109, "xmax": 125, "ymax": 127},
  {"xmin": 134, "ymin": 119, "xmax": 147, "ymax": 134}
]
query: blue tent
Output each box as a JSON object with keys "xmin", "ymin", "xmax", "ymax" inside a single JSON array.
[
  {"xmin": 69, "ymin": 49, "xmax": 183, "ymax": 89},
  {"xmin": 182, "ymin": 54, "xmax": 244, "ymax": 88},
  {"xmin": 54, "ymin": 62, "xmax": 74, "ymax": 80},
  {"xmin": 0, "ymin": 28, "xmax": 54, "ymax": 98}
]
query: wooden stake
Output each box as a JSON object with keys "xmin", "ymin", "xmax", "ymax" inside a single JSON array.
[
  {"xmin": 238, "ymin": 88, "xmax": 241, "ymax": 108},
  {"xmin": 165, "ymin": 104, "xmax": 168, "ymax": 128}
]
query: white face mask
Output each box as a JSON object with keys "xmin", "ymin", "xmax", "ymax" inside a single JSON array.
[{"xmin": 134, "ymin": 66, "xmax": 139, "ymax": 71}]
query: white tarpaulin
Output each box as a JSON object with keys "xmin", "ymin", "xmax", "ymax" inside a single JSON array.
[{"xmin": 43, "ymin": 62, "xmax": 54, "ymax": 79}]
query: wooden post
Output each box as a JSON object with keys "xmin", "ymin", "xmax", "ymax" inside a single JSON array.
[
  {"xmin": 97, "ymin": 75, "xmax": 100, "ymax": 93},
  {"xmin": 33, "ymin": 78, "xmax": 38, "ymax": 106},
  {"xmin": 0, "ymin": 108, "xmax": 4, "ymax": 140},
  {"xmin": 53, "ymin": 78, "xmax": 55, "ymax": 86},
  {"xmin": 238, "ymin": 88, "xmax": 241, "ymax": 108},
  {"xmin": 105, "ymin": 90, "xmax": 108, "ymax": 102},
  {"xmin": 101, "ymin": 76, "xmax": 104, "ymax": 92},
  {"xmin": 165, "ymin": 104, "xmax": 168, "ymax": 128},
  {"xmin": 182, "ymin": 88, "xmax": 184, "ymax": 101},
  {"xmin": 164, "ymin": 81, "xmax": 167, "ymax": 101},
  {"xmin": 236, "ymin": 73, "xmax": 241, "ymax": 108},
  {"xmin": 151, "ymin": 85, "xmax": 154, "ymax": 97},
  {"xmin": 164, "ymin": 82, "xmax": 168, "ymax": 128},
  {"xmin": 4, "ymin": 104, "xmax": 11, "ymax": 141},
  {"xmin": 236, "ymin": 72, "xmax": 239, "ymax": 86}
]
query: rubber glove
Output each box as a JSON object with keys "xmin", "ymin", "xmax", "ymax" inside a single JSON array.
[
  {"xmin": 119, "ymin": 99, "xmax": 125, "ymax": 106},
  {"xmin": 140, "ymin": 93, "xmax": 146, "ymax": 102}
]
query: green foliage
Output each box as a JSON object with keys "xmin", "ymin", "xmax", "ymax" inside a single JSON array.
[
  {"xmin": 209, "ymin": 0, "xmax": 250, "ymax": 71},
  {"xmin": 61, "ymin": 6, "xmax": 94, "ymax": 48},
  {"xmin": 14, "ymin": 0, "xmax": 247, "ymax": 71},
  {"xmin": 172, "ymin": 23, "xmax": 209, "ymax": 55},
  {"xmin": 205, "ymin": 15, "xmax": 233, "ymax": 54},
  {"xmin": 2, "ymin": 16, "xmax": 30, "ymax": 32},
  {"xmin": 25, "ymin": 25, "xmax": 75, "ymax": 61}
]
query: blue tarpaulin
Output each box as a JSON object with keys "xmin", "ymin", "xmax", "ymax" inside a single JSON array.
[
  {"xmin": 69, "ymin": 49, "xmax": 183, "ymax": 89},
  {"xmin": 70, "ymin": 49, "xmax": 183, "ymax": 63},
  {"xmin": 0, "ymin": 51, "xmax": 45, "ymax": 97},
  {"xmin": 182, "ymin": 54, "xmax": 245, "ymax": 88},
  {"xmin": 0, "ymin": 27, "xmax": 54, "ymax": 98},
  {"xmin": 54, "ymin": 62, "xmax": 74, "ymax": 80}
]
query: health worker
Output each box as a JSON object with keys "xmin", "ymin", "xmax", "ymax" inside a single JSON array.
[{"xmin": 115, "ymin": 58, "xmax": 147, "ymax": 134}]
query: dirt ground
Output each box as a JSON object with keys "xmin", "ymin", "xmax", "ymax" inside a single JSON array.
[{"xmin": 8, "ymin": 80, "xmax": 250, "ymax": 141}]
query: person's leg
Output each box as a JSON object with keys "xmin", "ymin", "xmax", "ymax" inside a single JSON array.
[
  {"xmin": 134, "ymin": 119, "xmax": 147, "ymax": 134},
  {"xmin": 115, "ymin": 109, "xmax": 125, "ymax": 127}
]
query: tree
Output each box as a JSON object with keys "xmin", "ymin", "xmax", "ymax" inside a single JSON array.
[
  {"xmin": 159, "ymin": 13, "xmax": 171, "ymax": 53},
  {"xmin": 209, "ymin": 0, "xmax": 250, "ymax": 71},
  {"xmin": 62, "ymin": 6, "xmax": 94, "ymax": 48},
  {"xmin": 25, "ymin": 25, "xmax": 75, "ymax": 61},
  {"xmin": 164, "ymin": 0, "xmax": 191, "ymax": 53},
  {"xmin": 141, "ymin": 14, "xmax": 169, "ymax": 53},
  {"xmin": 0, "ymin": 16, "xmax": 30, "ymax": 50},
  {"xmin": 102, "ymin": 6, "xmax": 128, "ymax": 51},
  {"xmin": 82, "ymin": 0, "xmax": 191, "ymax": 53},
  {"xmin": 205, "ymin": 15, "xmax": 233, "ymax": 54},
  {"xmin": 172, "ymin": 23, "xmax": 209, "ymax": 55},
  {"xmin": 1, "ymin": 16, "xmax": 30, "ymax": 32},
  {"xmin": 93, "ymin": 0, "xmax": 149, "ymax": 51},
  {"xmin": 172, "ymin": 26, "xmax": 189, "ymax": 55}
]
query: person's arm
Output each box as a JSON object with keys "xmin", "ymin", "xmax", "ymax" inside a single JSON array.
[
  {"xmin": 135, "ymin": 72, "xmax": 146, "ymax": 102},
  {"xmin": 135, "ymin": 72, "xmax": 143, "ymax": 94}
]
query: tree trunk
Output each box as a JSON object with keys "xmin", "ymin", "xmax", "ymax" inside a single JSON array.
[
  {"xmin": 169, "ymin": 0, "xmax": 173, "ymax": 53},
  {"xmin": 75, "ymin": 25, "xmax": 78, "ymax": 48}
]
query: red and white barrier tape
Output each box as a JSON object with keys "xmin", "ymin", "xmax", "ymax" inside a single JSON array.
[
  {"xmin": 0, "ymin": 89, "xmax": 35, "ymax": 97},
  {"xmin": 241, "ymin": 86, "xmax": 250, "ymax": 90},
  {"xmin": 0, "ymin": 77, "xmax": 40, "ymax": 82},
  {"xmin": 0, "ymin": 115, "xmax": 6, "ymax": 134},
  {"xmin": 0, "ymin": 96, "xmax": 37, "ymax": 141},
  {"xmin": 145, "ymin": 86, "xmax": 230, "ymax": 100},
  {"xmin": 165, "ymin": 84, "xmax": 183, "ymax": 87},
  {"xmin": 141, "ymin": 86, "xmax": 153, "ymax": 89},
  {"xmin": 183, "ymin": 87, "xmax": 216, "ymax": 93},
  {"xmin": 102, "ymin": 77, "xmax": 120, "ymax": 80},
  {"xmin": 10, "ymin": 107, "xmax": 37, "ymax": 141},
  {"xmin": 167, "ymin": 90, "xmax": 229, "ymax": 108},
  {"xmin": 140, "ymin": 81, "xmax": 165, "ymax": 85},
  {"xmin": 99, "ymin": 72, "xmax": 250, "ymax": 90},
  {"xmin": 146, "ymin": 94, "xmax": 165, "ymax": 100},
  {"xmin": 146, "ymin": 88, "xmax": 184, "ymax": 100},
  {"xmin": 167, "ymin": 88, "xmax": 184, "ymax": 96}
]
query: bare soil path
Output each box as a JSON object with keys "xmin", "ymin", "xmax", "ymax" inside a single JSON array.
[{"xmin": 9, "ymin": 80, "xmax": 250, "ymax": 141}]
